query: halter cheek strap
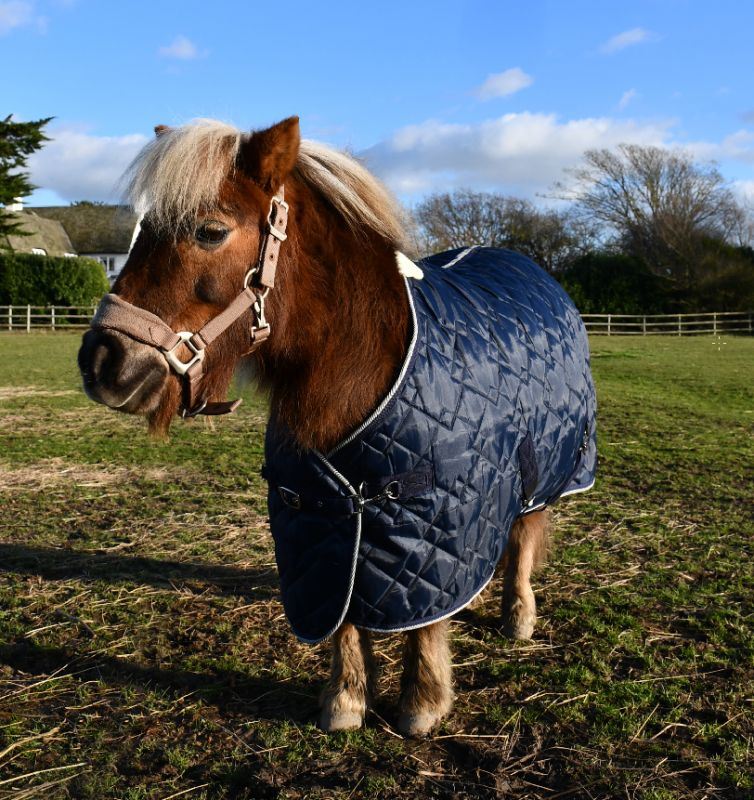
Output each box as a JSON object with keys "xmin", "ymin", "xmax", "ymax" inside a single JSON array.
[{"xmin": 89, "ymin": 189, "xmax": 289, "ymax": 418}]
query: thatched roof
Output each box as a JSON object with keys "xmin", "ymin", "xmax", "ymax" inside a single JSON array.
[
  {"xmin": 1, "ymin": 211, "xmax": 76, "ymax": 256},
  {"xmin": 32, "ymin": 204, "xmax": 138, "ymax": 254}
]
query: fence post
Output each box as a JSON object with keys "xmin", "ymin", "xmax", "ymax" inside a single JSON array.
[
  {"xmin": 678, "ymin": 314, "xmax": 682, "ymax": 336},
  {"xmin": 749, "ymin": 312, "xmax": 753, "ymax": 334},
  {"xmin": 7, "ymin": 305, "xmax": 11, "ymax": 331},
  {"xmin": 51, "ymin": 306, "xmax": 56, "ymax": 331},
  {"xmin": 642, "ymin": 316, "xmax": 647, "ymax": 335},
  {"xmin": 26, "ymin": 304, "xmax": 31, "ymax": 333},
  {"xmin": 607, "ymin": 314, "xmax": 612, "ymax": 336},
  {"xmin": 713, "ymin": 312, "xmax": 717, "ymax": 336}
]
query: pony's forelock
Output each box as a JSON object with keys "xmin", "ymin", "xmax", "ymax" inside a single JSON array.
[
  {"xmin": 122, "ymin": 119, "xmax": 406, "ymax": 246},
  {"xmin": 123, "ymin": 119, "xmax": 241, "ymax": 229}
]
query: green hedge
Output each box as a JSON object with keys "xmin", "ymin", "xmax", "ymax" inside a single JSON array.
[
  {"xmin": 0, "ymin": 251, "xmax": 110, "ymax": 305},
  {"xmin": 559, "ymin": 252, "xmax": 670, "ymax": 314},
  {"xmin": 559, "ymin": 248, "xmax": 754, "ymax": 314}
]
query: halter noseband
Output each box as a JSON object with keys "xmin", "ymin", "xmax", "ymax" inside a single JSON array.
[{"xmin": 89, "ymin": 189, "xmax": 289, "ymax": 418}]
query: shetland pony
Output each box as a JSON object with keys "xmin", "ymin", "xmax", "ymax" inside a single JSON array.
[{"xmin": 78, "ymin": 117, "xmax": 552, "ymax": 736}]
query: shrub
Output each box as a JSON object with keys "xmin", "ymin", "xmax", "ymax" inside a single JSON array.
[
  {"xmin": 681, "ymin": 242, "xmax": 754, "ymax": 312},
  {"xmin": 0, "ymin": 251, "xmax": 109, "ymax": 305},
  {"xmin": 559, "ymin": 252, "xmax": 670, "ymax": 314}
]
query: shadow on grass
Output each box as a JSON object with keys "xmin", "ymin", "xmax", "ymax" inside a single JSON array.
[
  {"xmin": 0, "ymin": 639, "xmax": 318, "ymax": 723},
  {"xmin": 0, "ymin": 543, "xmax": 277, "ymax": 598}
]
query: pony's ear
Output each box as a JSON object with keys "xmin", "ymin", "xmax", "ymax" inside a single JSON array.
[
  {"xmin": 154, "ymin": 125, "xmax": 171, "ymax": 137},
  {"xmin": 238, "ymin": 116, "xmax": 300, "ymax": 192}
]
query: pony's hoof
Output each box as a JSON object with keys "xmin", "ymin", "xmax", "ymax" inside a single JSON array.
[
  {"xmin": 502, "ymin": 614, "xmax": 535, "ymax": 640},
  {"xmin": 319, "ymin": 708, "xmax": 364, "ymax": 732},
  {"xmin": 398, "ymin": 710, "xmax": 443, "ymax": 737}
]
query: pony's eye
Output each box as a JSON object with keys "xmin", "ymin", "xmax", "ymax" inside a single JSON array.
[{"xmin": 195, "ymin": 221, "xmax": 229, "ymax": 247}]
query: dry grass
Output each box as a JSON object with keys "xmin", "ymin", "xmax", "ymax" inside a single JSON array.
[
  {"xmin": 0, "ymin": 458, "xmax": 175, "ymax": 491},
  {"xmin": 0, "ymin": 386, "xmax": 78, "ymax": 401}
]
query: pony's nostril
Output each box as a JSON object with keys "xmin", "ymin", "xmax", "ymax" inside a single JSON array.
[
  {"xmin": 87, "ymin": 344, "xmax": 105, "ymax": 378},
  {"xmin": 78, "ymin": 330, "xmax": 124, "ymax": 385}
]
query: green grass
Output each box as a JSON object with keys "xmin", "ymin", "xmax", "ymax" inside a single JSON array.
[{"xmin": 0, "ymin": 331, "xmax": 752, "ymax": 799}]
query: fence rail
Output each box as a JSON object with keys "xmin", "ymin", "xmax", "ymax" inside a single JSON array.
[
  {"xmin": 1, "ymin": 305, "xmax": 97, "ymax": 331},
  {"xmin": 581, "ymin": 311, "xmax": 753, "ymax": 336},
  {"xmin": 1, "ymin": 306, "xmax": 753, "ymax": 336}
]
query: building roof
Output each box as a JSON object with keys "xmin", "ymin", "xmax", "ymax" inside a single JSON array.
[
  {"xmin": 1, "ymin": 210, "xmax": 76, "ymax": 256},
  {"xmin": 32, "ymin": 204, "xmax": 139, "ymax": 254}
]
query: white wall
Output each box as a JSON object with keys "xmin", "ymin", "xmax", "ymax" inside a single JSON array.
[{"xmin": 89, "ymin": 253, "xmax": 129, "ymax": 280}]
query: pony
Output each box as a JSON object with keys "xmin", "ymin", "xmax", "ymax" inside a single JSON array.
[{"xmin": 78, "ymin": 116, "xmax": 595, "ymax": 736}]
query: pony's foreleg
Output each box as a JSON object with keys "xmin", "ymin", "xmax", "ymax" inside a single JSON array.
[
  {"xmin": 398, "ymin": 620, "xmax": 453, "ymax": 736},
  {"xmin": 319, "ymin": 622, "xmax": 376, "ymax": 731},
  {"xmin": 501, "ymin": 509, "xmax": 550, "ymax": 640}
]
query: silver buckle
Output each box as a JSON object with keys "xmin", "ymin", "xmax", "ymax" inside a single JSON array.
[{"xmin": 163, "ymin": 332, "xmax": 205, "ymax": 376}]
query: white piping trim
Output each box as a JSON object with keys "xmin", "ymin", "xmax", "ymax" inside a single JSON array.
[
  {"xmin": 521, "ymin": 477, "xmax": 597, "ymax": 515},
  {"xmin": 558, "ymin": 477, "xmax": 596, "ymax": 498},
  {"xmin": 295, "ymin": 452, "xmax": 362, "ymax": 645},
  {"xmin": 441, "ymin": 245, "xmax": 479, "ymax": 269},
  {"xmin": 327, "ymin": 277, "xmax": 419, "ymax": 457},
  {"xmin": 358, "ymin": 569, "xmax": 496, "ymax": 634}
]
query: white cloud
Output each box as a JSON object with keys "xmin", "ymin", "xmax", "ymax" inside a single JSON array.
[
  {"xmin": 362, "ymin": 112, "xmax": 676, "ymax": 198},
  {"xmin": 475, "ymin": 68, "xmax": 533, "ymax": 100},
  {"xmin": 0, "ymin": 1, "xmax": 36, "ymax": 34},
  {"xmin": 618, "ymin": 89, "xmax": 638, "ymax": 111},
  {"xmin": 158, "ymin": 35, "xmax": 201, "ymax": 60},
  {"xmin": 22, "ymin": 117, "xmax": 754, "ymax": 209},
  {"xmin": 600, "ymin": 27, "xmax": 657, "ymax": 55},
  {"xmin": 27, "ymin": 128, "xmax": 149, "ymax": 202},
  {"xmin": 733, "ymin": 180, "xmax": 754, "ymax": 205},
  {"xmin": 687, "ymin": 129, "xmax": 754, "ymax": 165}
]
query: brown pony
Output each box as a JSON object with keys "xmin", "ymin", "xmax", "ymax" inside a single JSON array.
[{"xmin": 78, "ymin": 117, "xmax": 549, "ymax": 736}]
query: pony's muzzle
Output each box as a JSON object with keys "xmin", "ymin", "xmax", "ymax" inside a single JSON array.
[{"xmin": 78, "ymin": 328, "xmax": 168, "ymax": 414}]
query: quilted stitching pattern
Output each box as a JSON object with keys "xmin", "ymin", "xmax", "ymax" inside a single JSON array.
[{"xmin": 265, "ymin": 247, "xmax": 597, "ymax": 643}]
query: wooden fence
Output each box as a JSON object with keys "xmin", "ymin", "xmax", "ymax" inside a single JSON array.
[
  {"xmin": 2, "ymin": 305, "xmax": 97, "ymax": 331},
  {"xmin": 1, "ymin": 306, "xmax": 753, "ymax": 336},
  {"xmin": 581, "ymin": 311, "xmax": 753, "ymax": 335}
]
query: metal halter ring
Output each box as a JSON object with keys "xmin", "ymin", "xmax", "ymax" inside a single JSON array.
[
  {"xmin": 162, "ymin": 332, "xmax": 205, "ymax": 376},
  {"xmin": 243, "ymin": 267, "xmax": 272, "ymax": 296}
]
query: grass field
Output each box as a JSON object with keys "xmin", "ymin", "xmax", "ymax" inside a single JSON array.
[{"xmin": 0, "ymin": 332, "xmax": 752, "ymax": 800}]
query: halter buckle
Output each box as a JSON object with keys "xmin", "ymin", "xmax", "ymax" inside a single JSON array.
[
  {"xmin": 163, "ymin": 331, "xmax": 206, "ymax": 376},
  {"xmin": 268, "ymin": 195, "xmax": 289, "ymax": 241}
]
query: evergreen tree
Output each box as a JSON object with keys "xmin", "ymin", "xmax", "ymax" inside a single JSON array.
[{"xmin": 0, "ymin": 115, "xmax": 52, "ymax": 240}]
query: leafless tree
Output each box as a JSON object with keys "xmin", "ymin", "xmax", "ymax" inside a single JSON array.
[
  {"xmin": 414, "ymin": 190, "xmax": 592, "ymax": 272},
  {"xmin": 556, "ymin": 144, "xmax": 749, "ymax": 287}
]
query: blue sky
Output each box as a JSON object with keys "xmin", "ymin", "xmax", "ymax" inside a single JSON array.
[{"xmin": 2, "ymin": 0, "xmax": 753, "ymax": 207}]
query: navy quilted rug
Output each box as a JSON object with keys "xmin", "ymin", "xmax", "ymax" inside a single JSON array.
[{"xmin": 264, "ymin": 246, "xmax": 597, "ymax": 643}]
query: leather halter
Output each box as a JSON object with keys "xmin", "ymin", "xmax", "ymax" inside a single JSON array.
[{"xmin": 89, "ymin": 189, "xmax": 289, "ymax": 418}]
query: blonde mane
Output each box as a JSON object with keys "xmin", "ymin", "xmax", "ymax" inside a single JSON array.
[{"xmin": 123, "ymin": 119, "xmax": 406, "ymax": 246}]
